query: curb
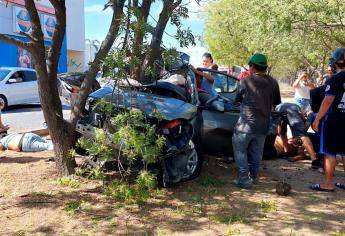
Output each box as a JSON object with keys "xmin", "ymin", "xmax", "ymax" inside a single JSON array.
[
  {"xmin": 31, "ymin": 128, "xmax": 50, "ymax": 136},
  {"xmin": 18, "ymin": 128, "xmax": 50, "ymax": 136}
]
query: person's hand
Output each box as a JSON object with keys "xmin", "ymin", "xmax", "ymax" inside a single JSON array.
[
  {"xmin": 189, "ymin": 64, "xmax": 196, "ymax": 72},
  {"xmin": 312, "ymin": 119, "xmax": 320, "ymax": 132},
  {"xmin": 0, "ymin": 125, "xmax": 9, "ymax": 133}
]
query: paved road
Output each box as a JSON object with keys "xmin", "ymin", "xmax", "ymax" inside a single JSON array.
[{"xmin": 2, "ymin": 104, "xmax": 71, "ymax": 133}]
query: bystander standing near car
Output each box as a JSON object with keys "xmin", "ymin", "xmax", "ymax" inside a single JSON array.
[
  {"xmin": 232, "ymin": 53, "xmax": 281, "ymax": 188},
  {"xmin": 311, "ymin": 48, "xmax": 345, "ymax": 192}
]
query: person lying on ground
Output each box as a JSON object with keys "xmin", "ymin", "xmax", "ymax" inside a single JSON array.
[
  {"xmin": 0, "ymin": 132, "xmax": 53, "ymax": 152},
  {"xmin": 275, "ymin": 103, "xmax": 322, "ymax": 169},
  {"xmin": 274, "ymin": 119, "xmax": 304, "ymax": 160}
]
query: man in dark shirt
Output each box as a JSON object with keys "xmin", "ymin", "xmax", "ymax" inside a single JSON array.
[
  {"xmin": 232, "ymin": 53, "xmax": 281, "ymax": 188},
  {"xmin": 311, "ymin": 48, "xmax": 345, "ymax": 192},
  {"xmin": 275, "ymin": 103, "xmax": 321, "ymax": 168}
]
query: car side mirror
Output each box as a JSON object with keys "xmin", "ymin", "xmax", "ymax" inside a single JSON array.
[{"xmin": 8, "ymin": 78, "xmax": 17, "ymax": 83}]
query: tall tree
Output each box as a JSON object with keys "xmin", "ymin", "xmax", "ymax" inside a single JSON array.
[
  {"xmin": 0, "ymin": 0, "xmax": 199, "ymax": 175},
  {"xmin": 0, "ymin": 0, "xmax": 125, "ymax": 175},
  {"xmin": 119, "ymin": 0, "xmax": 198, "ymax": 82},
  {"xmin": 203, "ymin": 0, "xmax": 345, "ymax": 76}
]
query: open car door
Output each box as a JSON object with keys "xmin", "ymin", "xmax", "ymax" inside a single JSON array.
[{"xmin": 197, "ymin": 69, "xmax": 240, "ymax": 156}]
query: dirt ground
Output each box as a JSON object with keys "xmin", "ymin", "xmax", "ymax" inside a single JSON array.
[
  {"xmin": 1, "ymin": 150, "xmax": 344, "ymax": 236},
  {"xmin": 1, "ymin": 83, "xmax": 344, "ymax": 236}
]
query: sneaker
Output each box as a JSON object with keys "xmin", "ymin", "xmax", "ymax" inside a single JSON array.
[
  {"xmin": 311, "ymin": 158, "xmax": 323, "ymax": 169},
  {"xmin": 233, "ymin": 178, "xmax": 253, "ymax": 189}
]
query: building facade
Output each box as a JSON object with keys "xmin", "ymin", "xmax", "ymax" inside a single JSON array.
[{"xmin": 0, "ymin": 0, "xmax": 85, "ymax": 73}]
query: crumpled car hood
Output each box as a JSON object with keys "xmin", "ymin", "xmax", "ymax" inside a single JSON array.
[{"xmin": 89, "ymin": 86, "xmax": 197, "ymax": 121}]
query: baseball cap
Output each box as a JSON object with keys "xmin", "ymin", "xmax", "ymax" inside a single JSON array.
[
  {"xmin": 248, "ymin": 53, "xmax": 268, "ymax": 67},
  {"xmin": 329, "ymin": 48, "xmax": 345, "ymax": 67}
]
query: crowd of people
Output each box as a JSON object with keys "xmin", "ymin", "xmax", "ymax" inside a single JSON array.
[
  {"xmin": 1, "ymin": 47, "xmax": 344, "ymax": 193},
  {"xmin": 194, "ymin": 49, "xmax": 345, "ymax": 192}
]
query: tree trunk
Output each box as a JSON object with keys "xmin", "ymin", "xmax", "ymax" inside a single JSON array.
[
  {"xmin": 132, "ymin": 0, "xmax": 152, "ymax": 81},
  {"xmin": 144, "ymin": 0, "xmax": 182, "ymax": 83},
  {"xmin": 32, "ymin": 40, "xmax": 77, "ymax": 175}
]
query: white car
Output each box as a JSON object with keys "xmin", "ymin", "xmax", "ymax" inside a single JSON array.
[{"xmin": 0, "ymin": 67, "xmax": 39, "ymax": 109}]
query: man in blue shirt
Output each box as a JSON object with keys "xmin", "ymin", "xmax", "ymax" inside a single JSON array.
[{"xmin": 311, "ymin": 48, "xmax": 345, "ymax": 192}]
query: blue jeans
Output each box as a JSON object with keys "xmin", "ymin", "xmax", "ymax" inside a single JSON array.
[
  {"xmin": 21, "ymin": 133, "xmax": 53, "ymax": 152},
  {"xmin": 295, "ymin": 98, "xmax": 310, "ymax": 111},
  {"xmin": 232, "ymin": 131, "xmax": 266, "ymax": 180}
]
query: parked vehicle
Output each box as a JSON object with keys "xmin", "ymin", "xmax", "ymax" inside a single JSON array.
[
  {"xmin": 76, "ymin": 61, "xmax": 282, "ymax": 185},
  {"xmin": 58, "ymin": 72, "xmax": 101, "ymax": 106},
  {"xmin": 0, "ymin": 67, "xmax": 39, "ymax": 109}
]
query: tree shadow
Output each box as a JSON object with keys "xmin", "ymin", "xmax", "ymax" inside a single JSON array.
[
  {"xmin": 12, "ymin": 157, "xmax": 345, "ymax": 235},
  {"xmin": 0, "ymin": 156, "xmax": 46, "ymax": 164}
]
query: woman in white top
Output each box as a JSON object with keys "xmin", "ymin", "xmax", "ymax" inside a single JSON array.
[{"xmin": 292, "ymin": 71, "xmax": 315, "ymax": 112}]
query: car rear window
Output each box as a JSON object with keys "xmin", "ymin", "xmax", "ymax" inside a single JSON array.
[{"xmin": 0, "ymin": 69, "xmax": 10, "ymax": 81}]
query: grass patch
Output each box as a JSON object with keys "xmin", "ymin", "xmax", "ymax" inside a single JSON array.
[
  {"xmin": 190, "ymin": 195, "xmax": 206, "ymax": 214},
  {"xmin": 154, "ymin": 227, "xmax": 167, "ymax": 236},
  {"xmin": 31, "ymin": 191, "xmax": 52, "ymax": 197},
  {"xmin": 57, "ymin": 176, "xmax": 80, "ymax": 189},
  {"xmin": 14, "ymin": 230, "xmax": 26, "ymax": 236},
  {"xmin": 75, "ymin": 167, "xmax": 105, "ymax": 180},
  {"xmin": 197, "ymin": 175, "xmax": 226, "ymax": 188},
  {"xmin": 211, "ymin": 213, "xmax": 247, "ymax": 225},
  {"xmin": 63, "ymin": 200, "xmax": 82, "ymax": 215},
  {"xmin": 103, "ymin": 171, "xmax": 161, "ymax": 205},
  {"xmin": 226, "ymin": 228, "xmax": 241, "ymax": 235},
  {"xmin": 259, "ymin": 199, "xmax": 277, "ymax": 214},
  {"xmin": 332, "ymin": 231, "xmax": 345, "ymax": 236}
]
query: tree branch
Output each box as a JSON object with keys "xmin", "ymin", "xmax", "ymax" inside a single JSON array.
[
  {"xmin": 47, "ymin": 0, "xmax": 66, "ymax": 77},
  {"xmin": 24, "ymin": 0, "xmax": 44, "ymax": 41},
  {"xmin": 70, "ymin": 0, "xmax": 126, "ymax": 125},
  {"xmin": 18, "ymin": 31, "xmax": 37, "ymax": 42},
  {"xmin": 0, "ymin": 34, "xmax": 33, "ymax": 51},
  {"xmin": 144, "ymin": 0, "xmax": 183, "ymax": 78}
]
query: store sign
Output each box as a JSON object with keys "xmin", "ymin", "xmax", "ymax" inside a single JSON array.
[
  {"xmin": 13, "ymin": 6, "xmax": 32, "ymax": 33},
  {"xmin": 43, "ymin": 14, "xmax": 56, "ymax": 38}
]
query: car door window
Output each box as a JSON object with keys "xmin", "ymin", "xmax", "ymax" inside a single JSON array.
[
  {"xmin": 8, "ymin": 71, "xmax": 24, "ymax": 83},
  {"xmin": 208, "ymin": 71, "xmax": 238, "ymax": 93},
  {"xmin": 23, "ymin": 71, "xmax": 37, "ymax": 82}
]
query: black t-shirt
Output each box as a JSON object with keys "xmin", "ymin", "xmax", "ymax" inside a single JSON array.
[
  {"xmin": 325, "ymin": 70, "xmax": 345, "ymax": 115},
  {"xmin": 235, "ymin": 74, "xmax": 281, "ymax": 135},
  {"xmin": 310, "ymin": 85, "xmax": 325, "ymax": 113}
]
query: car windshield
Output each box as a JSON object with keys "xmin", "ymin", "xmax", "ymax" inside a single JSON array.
[{"xmin": 0, "ymin": 69, "xmax": 10, "ymax": 81}]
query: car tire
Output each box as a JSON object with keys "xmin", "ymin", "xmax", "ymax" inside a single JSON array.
[
  {"xmin": 0, "ymin": 95, "xmax": 8, "ymax": 110},
  {"xmin": 185, "ymin": 139, "xmax": 203, "ymax": 181}
]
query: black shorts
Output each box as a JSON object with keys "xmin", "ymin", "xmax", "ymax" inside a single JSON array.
[
  {"xmin": 320, "ymin": 113, "xmax": 345, "ymax": 157},
  {"xmin": 291, "ymin": 122, "xmax": 307, "ymax": 138}
]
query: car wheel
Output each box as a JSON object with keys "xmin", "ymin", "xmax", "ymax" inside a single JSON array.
[
  {"xmin": 183, "ymin": 139, "xmax": 203, "ymax": 180},
  {"xmin": 0, "ymin": 95, "xmax": 8, "ymax": 110}
]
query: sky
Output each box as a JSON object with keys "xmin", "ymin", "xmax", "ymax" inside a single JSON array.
[{"xmin": 84, "ymin": 1, "xmax": 207, "ymax": 66}]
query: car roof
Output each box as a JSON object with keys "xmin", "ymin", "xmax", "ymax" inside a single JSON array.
[{"xmin": 0, "ymin": 67, "xmax": 36, "ymax": 72}]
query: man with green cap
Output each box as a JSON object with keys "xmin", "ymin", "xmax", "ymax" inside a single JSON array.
[{"xmin": 232, "ymin": 53, "xmax": 281, "ymax": 188}]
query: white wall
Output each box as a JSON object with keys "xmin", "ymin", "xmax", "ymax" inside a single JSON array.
[
  {"xmin": 66, "ymin": 0, "xmax": 85, "ymax": 52},
  {"xmin": 0, "ymin": 3, "xmax": 15, "ymax": 35},
  {"xmin": 68, "ymin": 50, "xmax": 84, "ymax": 72}
]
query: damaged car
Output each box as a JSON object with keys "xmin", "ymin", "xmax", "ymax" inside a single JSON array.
[{"xmin": 76, "ymin": 60, "xmax": 281, "ymax": 186}]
